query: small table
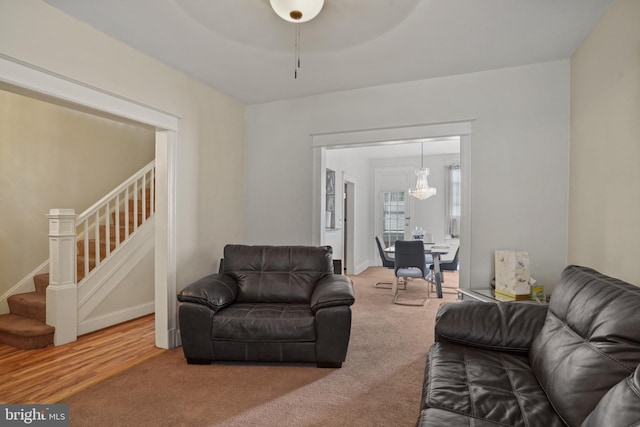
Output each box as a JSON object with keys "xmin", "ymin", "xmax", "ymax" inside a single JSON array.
[
  {"xmin": 385, "ymin": 243, "xmax": 450, "ymax": 298},
  {"xmin": 458, "ymin": 288, "xmax": 547, "ymax": 305}
]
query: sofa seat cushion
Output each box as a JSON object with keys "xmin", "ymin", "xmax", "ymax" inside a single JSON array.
[
  {"xmin": 211, "ymin": 303, "xmax": 315, "ymax": 342},
  {"xmin": 424, "ymin": 342, "xmax": 565, "ymax": 427},
  {"xmin": 419, "ymin": 408, "xmax": 507, "ymax": 427}
]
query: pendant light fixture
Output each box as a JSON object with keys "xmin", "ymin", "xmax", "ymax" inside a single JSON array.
[
  {"xmin": 409, "ymin": 143, "xmax": 437, "ymax": 200},
  {"xmin": 269, "ymin": 0, "xmax": 325, "ymax": 78}
]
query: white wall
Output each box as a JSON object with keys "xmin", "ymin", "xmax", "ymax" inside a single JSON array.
[
  {"xmin": 0, "ymin": 1, "xmax": 245, "ymax": 291},
  {"xmin": 325, "ymin": 148, "xmax": 371, "ymax": 273},
  {"xmin": 246, "ymin": 60, "xmax": 570, "ymax": 292},
  {"xmin": 569, "ymin": 0, "xmax": 640, "ymax": 285}
]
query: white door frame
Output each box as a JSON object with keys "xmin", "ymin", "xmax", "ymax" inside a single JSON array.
[
  {"xmin": 311, "ymin": 121, "xmax": 472, "ymax": 290},
  {"xmin": 0, "ymin": 56, "xmax": 179, "ymax": 349},
  {"xmin": 343, "ymin": 174, "xmax": 356, "ymax": 274}
]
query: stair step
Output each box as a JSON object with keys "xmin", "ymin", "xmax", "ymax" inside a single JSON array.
[
  {"xmin": 8, "ymin": 292, "xmax": 46, "ymax": 322},
  {"xmin": 77, "ymin": 239, "xmax": 116, "ymax": 257},
  {"xmin": 112, "ymin": 211, "xmax": 146, "ymax": 227},
  {"xmin": 33, "ymin": 273, "xmax": 49, "ymax": 294},
  {"xmin": 129, "ymin": 199, "xmax": 153, "ymax": 215},
  {"xmin": 77, "ymin": 255, "xmax": 97, "ymax": 272},
  {"xmin": 0, "ymin": 314, "xmax": 54, "ymax": 349},
  {"xmin": 99, "ymin": 225, "xmax": 128, "ymax": 243}
]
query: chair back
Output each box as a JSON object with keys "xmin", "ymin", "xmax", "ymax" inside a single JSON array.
[
  {"xmin": 223, "ymin": 245, "xmax": 334, "ymax": 303},
  {"xmin": 375, "ymin": 236, "xmax": 394, "ymax": 268},
  {"xmin": 440, "ymin": 247, "xmax": 459, "ymax": 271},
  {"xmin": 393, "ymin": 240, "xmax": 427, "ymax": 277}
]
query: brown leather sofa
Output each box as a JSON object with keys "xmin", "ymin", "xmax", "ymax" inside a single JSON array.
[
  {"xmin": 177, "ymin": 245, "xmax": 355, "ymax": 368},
  {"xmin": 419, "ymin": 265, "xmax": 640, "ymax": 426}
]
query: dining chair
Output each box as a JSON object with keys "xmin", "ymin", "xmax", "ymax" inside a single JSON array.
[
  {"xmin": 429, "ymin": 246, "xmax": 459, "ymax": 284},
  {"xmin": 392, "ymin": 240, "xmax": 431, "ymax": 306},
  {"xmin": 374, "ymin": 236, "xmax": 405, "ymax": 290}
]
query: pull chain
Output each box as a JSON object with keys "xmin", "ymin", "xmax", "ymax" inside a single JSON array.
[{"xmin": 294, "ymin": 23, "xmax": 301, "ymax": 79}]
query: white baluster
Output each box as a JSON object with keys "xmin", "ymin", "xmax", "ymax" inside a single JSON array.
[
  {"xmin": 115, "ymin": 193, "xmax": 120, "ymax": 248},
  {"xmin": 133, "ymin": 179, "xmax": 139, "ymax": 232}
]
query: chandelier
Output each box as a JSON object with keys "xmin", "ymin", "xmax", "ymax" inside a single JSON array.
[
  {"xmin": 269, "ymin": 0, "xmax": 325, "ymax": 78},
  {"xmin": 409, "ymin": 143, "xmax": 437, "ymax": 200}
]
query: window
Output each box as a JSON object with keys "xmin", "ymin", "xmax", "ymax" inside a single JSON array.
[{"xmin": 382, "ymin": 191, "xmax": 405, "ymax": 247}]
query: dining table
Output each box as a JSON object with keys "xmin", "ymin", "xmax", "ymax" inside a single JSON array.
[{"xmin": 384, "ymin": 241, "xmax": 453, "ymax": 298}]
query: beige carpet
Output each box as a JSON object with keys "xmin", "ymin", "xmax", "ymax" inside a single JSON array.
[{"xmin": 62, "ymin": 267, "xmax": 459, "ymax": 427}]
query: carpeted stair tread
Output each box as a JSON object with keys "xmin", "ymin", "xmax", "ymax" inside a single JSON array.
[
  {"xmin": 112, "ymin": 211, "xmax": 146, "ymax": 227},
  {"xmin": 77, "ymin": 239, "xmax": 116, "ymax": 258},
  {"xmin": 0, "ymin": 313, "xmax": 54, "ymax": 349},
  {"xmin": 128, "ymin": 199, "xmax": 153, "ymax": 214},
  {"xmin": 0, "ymin": 314, "xmax": 54, "ymax": 349},
  {"xmin": 99, "ymin": 225, "xmax": 127, "ymax": 243},
  {"xmin": 33, "ymin": 273, "xmax": 50, "ymax": 294},
  {"xmin": 7, "ymin": 292, "xmax": 46, "ymax": 322},
  {"xmin": 0, "ymin": 314, "xmax": 54, "ymax": 336}
]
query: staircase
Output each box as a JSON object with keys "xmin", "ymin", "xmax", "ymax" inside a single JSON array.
[
  {"xmin": 0, "ymin": 167, "xmax": 155, "ymax": 350},
  {"xmin": 0, "ymin": 274, "xmax": 54, "ymax": 349}
]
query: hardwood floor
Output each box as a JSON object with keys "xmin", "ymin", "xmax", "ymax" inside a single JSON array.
[{"xmin": 0, "ymin": 314, "xmax": 164, "ymax": 404}]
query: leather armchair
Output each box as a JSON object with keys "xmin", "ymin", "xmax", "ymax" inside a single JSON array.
[
  {"xmin": 177, "ymin": 245, "xmax": 355, "ymax": 368},
  {"xmin": 419, "ymin": 265, "xmax": 640, "ymax": 426}
]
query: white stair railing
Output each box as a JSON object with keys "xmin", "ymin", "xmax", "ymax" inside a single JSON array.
[
  {"xmin": 47, "ymin": 161, "xmax": 155, "ymax": 345},
  {"xmin": 75, "ymin": 161, "xmax": 155, "ymax": 283}
]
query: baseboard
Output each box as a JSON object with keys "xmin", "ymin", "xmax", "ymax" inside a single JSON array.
[
  {"xmin": 353, "ymin": 260, "xmax": 370, "ymax": 275},
  {"xmin": 78, "ymin": 301, "xmax": 154, "ymax": 336},
  {"xmin": 0, "ymin": 260, "xmax": 49, "ymax": 314}
]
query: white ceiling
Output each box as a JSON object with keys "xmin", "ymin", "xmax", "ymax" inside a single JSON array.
[{"xmin": 44, "ymin": 0, "xmax": 612, "ymax": 105}]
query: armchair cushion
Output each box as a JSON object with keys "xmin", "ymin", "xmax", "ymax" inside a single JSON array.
[
  {"xmin": 211, "ymin": 303, "xmax": 315, "ymax": 341},
  {"xmin": 224, "ymin": 245, "xmax": 333, "ymax": 304},
  {"xmin": 435, "ymin": 301, "xmax": 548, "ymax": 353},
  {"xmin": 177, "ymin": 273, "xmax": 238, "ymax": 312},
  {"xmin": 310, "ymin": 274, "xmax": 355, "ymax": 313}
]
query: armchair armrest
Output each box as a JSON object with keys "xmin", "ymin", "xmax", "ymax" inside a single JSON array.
[
  {"xmin": 177, "ymin": 273, "xmax": 238, "ymax": 313},
  {"xmin": 435, "ymin": 301, "xmax": 548, "ymax": 353},
  {"xmin": 311, "ymin": 275, "xmax": 355, "ymax": 313}
]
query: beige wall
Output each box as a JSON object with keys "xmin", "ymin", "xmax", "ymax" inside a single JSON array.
[
  {"xmin": 0, "ymin": 0, "xmax": 245, "ymax": 294},
  {"xmin": 569, "ymin": 0, "xmax": 640, "ymax": 285},
  {"xmin": 0, "ymin": 89, "xmax": 154, "ymax": 294}
]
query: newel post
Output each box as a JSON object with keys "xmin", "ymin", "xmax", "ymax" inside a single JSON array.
[{"xmin": 46, "ymin": 208, "xmax": 78, "ymax": 345}]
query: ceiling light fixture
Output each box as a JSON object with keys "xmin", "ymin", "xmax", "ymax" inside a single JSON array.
[
  {"xmin": 270, "ymin": 0, "xmax": 325, "ymax": 78},
  {"xmin": 409, "ymin": 143, "xmax": 437, "ymax": 200}
]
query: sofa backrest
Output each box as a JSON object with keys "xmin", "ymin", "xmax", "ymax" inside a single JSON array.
[
  {"xmin": 223, "ymin": 245, "xmax": 334, "ymax": 304},
  {"xmin": 581, "ymin": 364, "xmax": 640, "ymax": 427},
  {"xmin": 529, "ymin": 265, "xmax": 640, "ymax": 427}
]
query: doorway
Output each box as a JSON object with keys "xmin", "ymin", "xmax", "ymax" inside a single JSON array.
[
  {"xmin": 343, "ymin": 179, "xmax": 355, "ymax": 274},
  {"xmin": 0, "ymin": 57, "xmax": 179, "ymax": 349},
  {"xmin": 311, "ymin": 121, "xmax": 472, "ymax": 289}
]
